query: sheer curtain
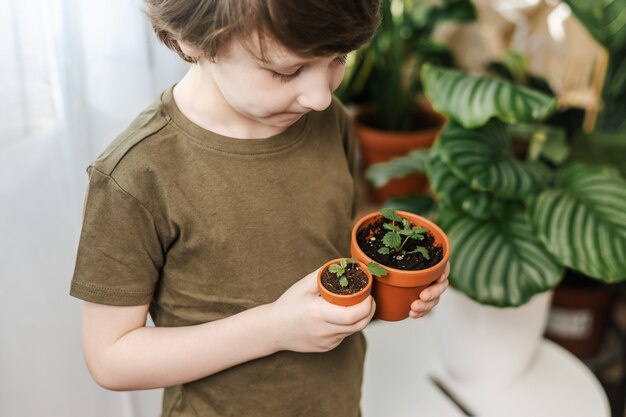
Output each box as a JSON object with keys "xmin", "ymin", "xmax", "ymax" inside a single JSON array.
[{"xmin": 0, "ymin": 0, "xmax": 186, "ymax": 416}]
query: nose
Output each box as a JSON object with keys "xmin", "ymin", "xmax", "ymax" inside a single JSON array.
[{"xmin": 297, "ymin": 71, "xmax": 333, "ymax": 112}]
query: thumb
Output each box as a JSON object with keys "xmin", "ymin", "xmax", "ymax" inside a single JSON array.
[{"xmin": 302, "ymin": 267, "xmax": 322, "ymax": 294}]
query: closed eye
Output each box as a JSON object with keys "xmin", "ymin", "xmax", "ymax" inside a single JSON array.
[
  {"xmin": 270, "ymin": 54, "xmax": 348, "ymax": 83},
  {"xmin": 271, "ymin": 67, "xmax": 303, "ymax": 83}
]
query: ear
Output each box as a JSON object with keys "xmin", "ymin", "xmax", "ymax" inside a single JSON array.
[{"xmin": 177, "ymin": 41, "xmax": 204, "ymax": 61}]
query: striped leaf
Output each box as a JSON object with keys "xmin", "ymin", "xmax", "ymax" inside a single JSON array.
[
  {"xmin": 564, "ymin": 0, "xmax": 626, "ymax": 52},
  {"xmin": 366, "ymin": 149, "xmax": 430, "ymax": 187},
  {"xmin": 437, "ymin": 205, "xmax": 563, "ymax": 307},
  {"xmin": 426, "ymin": 152, "xmax": 508, "ymax": 219},
  {"xmin": 437, "ymin": 120, "xmax": 553, "ymax": 198},
  {"xmin": 528, "ymin": 163, "xmax": 626, "ymax": 281},
  {"xmin": 421, "ymin": 65, "xmax": 557, "ymax": 129},
  {"xmin": 382, "ymin": 195, "xmax": 435, "ymax": 218}
]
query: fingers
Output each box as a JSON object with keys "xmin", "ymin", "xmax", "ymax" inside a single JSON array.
[
  {"xmin": 420, "ymin": 263, "xmax": 450, "ymax": 301},
  {"xmin": 325, "ymin": 298, "xmax": 376, "ymax": 340},
  {"xmin": 319, "ymin": 295, "xmax": 375, "ymax": 327},
  {"xmin": 436, "ymin": 262, "xmax": 451, "ymax": 283},
  {"xmin": 408, "ymin": 264, "xmax": 450, "ymax": 319},
  {"xmin": 409, "ymin": 297, "xmax": 440, "ymax": 318}
]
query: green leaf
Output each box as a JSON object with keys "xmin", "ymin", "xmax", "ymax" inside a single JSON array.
[
  {"xmin": 329, "ymin": 264, "xmax": 344, "ymax": 275},
  {"xmin": 437, "ymin": 205, "xmax": 563, "ymax": 307},
  {"xmin": 346, "ymin": 258, "xmax": 357, "ymax": 264},
  {"xmin": 569, "ymin": 131, "xmax": 626, "ymax": 177},
  {"xmin": 380, "ymin": 208, "xmax": 402, "ymax": 222},
  {"xmin": 439, "ymin": 0, "xmax": 477, "ymax": 23},
  {"xmin": 368, "ymin": 262, "xmax": 388, "ymax": 277},
  {"xmin": 411, "ymin": 246, "xmax": 430, "ymax": 260},
  {"xmin": 339, "ymin": 258, "xmax": 347, "ymax": 268},
  {"xmin": 528, "ymin": 163, "xmax": 626, "ymax": 281},
  {"xmin": 421, "ymin": 65, "xmax": 557, "ymax": 129},
  {"xmin": 339, "ymin": 276, "xmax": 349, "ymax": 287},
  {"xmin": 436, "ymin": 120, "xmax": 553, "ymax": 198},
  {"xmin": 383, "ymin": 223, "xmax": 401, "ymax": 232},
  {"xmin": 383, "ymin": 232, "xmax": 402, "ymax": 249},
  {"xmin": 563, "ymin": 0, "xmax": 626, "ymax": 52},
  {"xmin": 507, "ymin": 124, "xmax": 570, "ymax": 165},
  {"xmin": 366, "ymin": 149, "xmax": 430, "ymax": 188},
  {"xmin": 426, "ymin": 153, "xmax": 509, "ymax": 219}
]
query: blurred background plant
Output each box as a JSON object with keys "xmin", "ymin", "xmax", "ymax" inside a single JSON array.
[
  {"xmin": 336, "ymin": 0, "xmax": 476, "ymax": 131},
  {"xmin": 363, "ymin": 1, "xmax": 626, "ymax": 413},
  {"xmin": 365, "ymin": 0, "xmax": 626, "ymax": 307}
]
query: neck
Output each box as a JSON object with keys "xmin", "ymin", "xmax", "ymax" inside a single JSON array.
[{"xmin": 173, "ymin": 64, "xmax": 285, "ymax": 139}]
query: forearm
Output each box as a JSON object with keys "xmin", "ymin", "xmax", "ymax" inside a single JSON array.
[{"xmin": 85, "ymin": 303, "xmax": 280, "ymax": 391}]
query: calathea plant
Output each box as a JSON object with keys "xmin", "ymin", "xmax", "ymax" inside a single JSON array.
[
  {"xmin": 561, "ymin": 0, "xmax": 626, "ymax": 176},
  {"xmin": 367, "ymin": 64, "xmax": 626, "ymax": 307}
]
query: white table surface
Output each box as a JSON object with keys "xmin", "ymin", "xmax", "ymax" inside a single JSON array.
[{"xmin": 361, "ymin": 315, "xmax": 610, "ymax": 417}]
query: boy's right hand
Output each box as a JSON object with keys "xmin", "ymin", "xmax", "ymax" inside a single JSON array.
[{"xmin": 269, "ymin": 268, "xmax": 376, "ymax": 353}]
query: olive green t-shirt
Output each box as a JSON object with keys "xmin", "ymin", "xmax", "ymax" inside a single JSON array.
[{"xmin": 70, "ymin": 87, "xmax": 365, "ymax": 417}]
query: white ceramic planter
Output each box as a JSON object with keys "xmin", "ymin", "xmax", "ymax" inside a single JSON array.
[{"xmin": 433, "ymin": 287, "xmax": 553, "ymax": 388}]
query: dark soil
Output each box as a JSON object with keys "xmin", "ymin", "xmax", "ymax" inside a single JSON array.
[
  {"xmin": 321, "ymin": 263, "xmax": 369, "ymax": 295},
  {"xmin": 357, "ymin": 217, "xmax": 443, "ymax": 270}
]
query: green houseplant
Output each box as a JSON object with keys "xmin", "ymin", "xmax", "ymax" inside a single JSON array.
[
  {"xmin": 531, "ymin": 0, "xmax": 626, "ymax": 357},
  {"xmin": 336, "ymin": 0, "xmax": 476, "ymax": 203},
  {"xmin": 562, "ymin": 0, "xmax": 626, "ymax": 176},
  {"xmin": 366, "ymin": 64, "xmax": 626, "ymax": 385},
  {"xmin": 369, "ymin": 64, "xmax": 626, "ymax": 307}
]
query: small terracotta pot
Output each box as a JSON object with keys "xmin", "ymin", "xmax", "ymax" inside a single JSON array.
[
  {"xmin": 351, "ymin": 210, "xmax": 450, "ymax": 321},
  {"xmin": 317, "ymin": 259, "xmax": 373, "ymax": 307}
]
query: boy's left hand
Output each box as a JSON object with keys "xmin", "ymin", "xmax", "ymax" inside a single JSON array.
[{"xmin": 408, "ymin": 262, "xmax": 450, "ymax": 319}]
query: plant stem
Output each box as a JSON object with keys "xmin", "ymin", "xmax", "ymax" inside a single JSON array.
[{"xmin": 398, "ymin": 236, "xmax": 411, "ymax": 252}]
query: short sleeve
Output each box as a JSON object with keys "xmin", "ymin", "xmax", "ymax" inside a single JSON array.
[{"xmin": 70, "ymin": 167, "xmax": 164, "ymax": 306}]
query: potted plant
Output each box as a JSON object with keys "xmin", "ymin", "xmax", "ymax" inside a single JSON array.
[
  {"xmin": 317, "ymin": 258, "xmax": 376, "ymax": 306},
  {"xmin": 336, "ymin": 0, "xmax": 476, "ymax": 203},
  {"xmin": 350, "ymin": 208, "xmax": 450, "ymax": 321},
  {"xmin": 366, "ymin": 64, "xmax": 626, "ymax": 385},
  {"xmin": 535, "ymin": 0, "xmax": 626, "ymax": 359}
]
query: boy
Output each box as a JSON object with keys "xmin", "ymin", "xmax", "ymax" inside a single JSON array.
[{"xmin": 70, "ymin": 1, "xmax": 449, "ymax": 416}]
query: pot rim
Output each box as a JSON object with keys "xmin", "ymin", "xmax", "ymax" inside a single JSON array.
[
  {"xmin": 351, "ymin": 210, "xmax": 450, "ymax": 277},
  {"xmin": 317, "ymin": 258, "xmax": 373, "ymax": 302}
]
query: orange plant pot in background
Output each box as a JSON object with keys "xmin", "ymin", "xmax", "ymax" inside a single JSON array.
[{"xmin": 354, "ymin": 110, "xmax": 445, "ymax": 204}]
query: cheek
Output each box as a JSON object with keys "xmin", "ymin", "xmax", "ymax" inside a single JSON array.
[{"xmin": 330, "ymin": 66, "xmax": 347, "ymax": 92}]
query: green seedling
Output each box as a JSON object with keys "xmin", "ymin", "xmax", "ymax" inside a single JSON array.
[
  {"xmin": 378, "ymin": 208, "xmax": 430, "ymax": 259},
  {"xmin": 367, "ymin": 262, "xmax": 388, "ymax": 277},
  {"xmin": 328, "ymin": 258, "xmax": 357, "ymax": 287},
  {"xmin": 329, "ymin": 259, "xmax": 388, "ymax": 287}
]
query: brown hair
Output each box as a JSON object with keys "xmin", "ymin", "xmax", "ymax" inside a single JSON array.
[{"xmin": 144, "ymin": 0, "xmax": 381, "ymax": 63}]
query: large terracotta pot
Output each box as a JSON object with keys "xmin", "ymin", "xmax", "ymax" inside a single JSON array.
[
  {"xmin": 354, "ymin": 108, "xmax": 445, "ymax": 204},
  {"xmin": 317, "ymin": 259, "xmax": 373, "ymax": 307},
  {"xmin": 350, "ymin": 210, "xmax": 450, "ymax": 321}
]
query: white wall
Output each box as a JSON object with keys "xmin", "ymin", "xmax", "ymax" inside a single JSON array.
[{"xmin": 0, "ymin": 0, "xmax": 186, "ymax": 415}]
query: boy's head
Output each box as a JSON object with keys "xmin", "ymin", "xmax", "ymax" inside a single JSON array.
[{"xmin": 145, "ymin": 0, "xmax": 381, "ymax": 63}]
